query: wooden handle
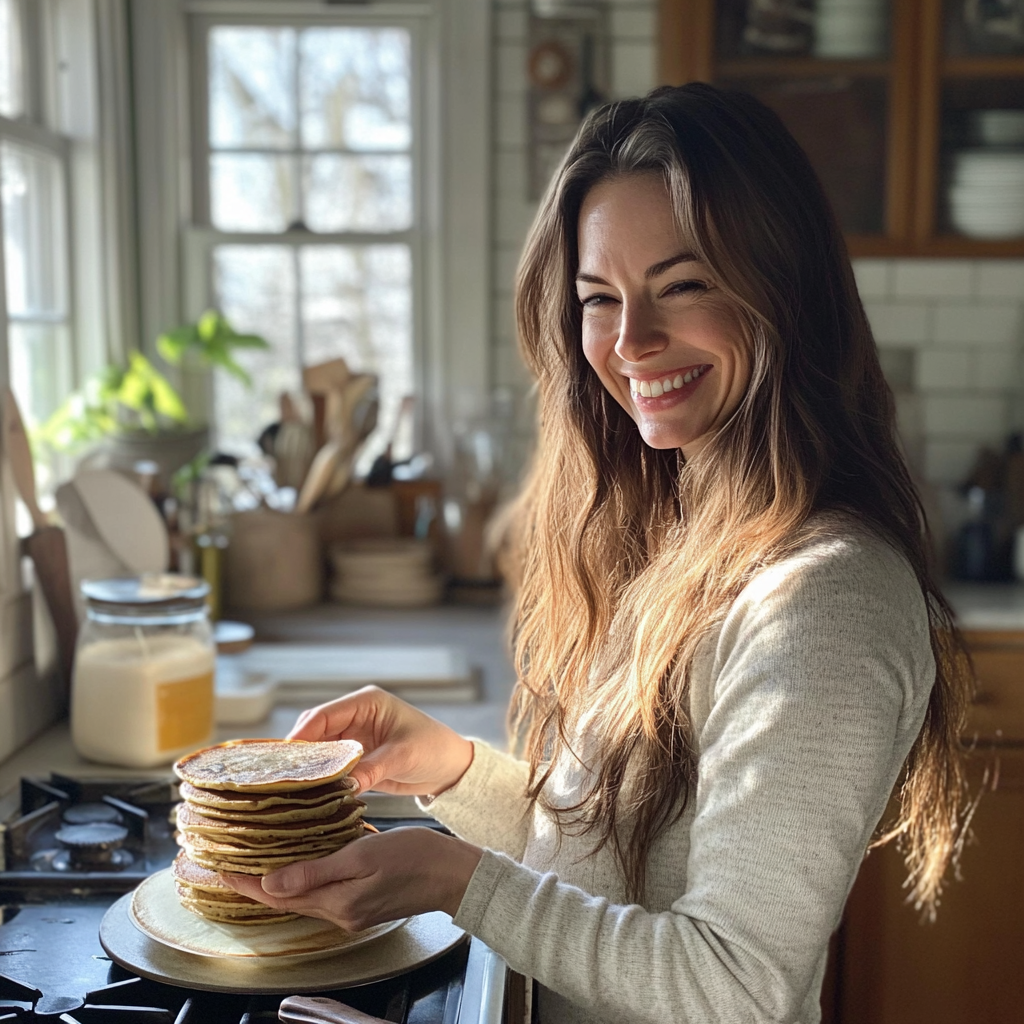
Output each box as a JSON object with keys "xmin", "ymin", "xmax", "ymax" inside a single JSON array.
[
  {"xmin": 278, "ymin": 995, "xmax": 390, "ymax": 1024},
  {"xmin": 24, "ymin": 527, "xmax": 78, "ymax": 688},
  {"xmin": 2, "ymin": 387, "xmax": 46, "ymax": 529}
]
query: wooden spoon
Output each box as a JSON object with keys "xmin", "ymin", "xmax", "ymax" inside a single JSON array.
[{"xmin": 1, "ymin": 388, "xmax": 78, "ymax": 689}]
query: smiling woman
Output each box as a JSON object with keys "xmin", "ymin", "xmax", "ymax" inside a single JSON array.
[
  {"xmin": 576, "ymin": 174, "xmax": 751, "ymax": 454},
  {"xmin": 227, "ymin": 84, "xmax": 974, "ymax": 1024}
]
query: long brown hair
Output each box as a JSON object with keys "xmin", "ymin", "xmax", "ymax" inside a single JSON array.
[{"xmin": 508, "ymin": 83, "xmax": 972, "ymax": 913}]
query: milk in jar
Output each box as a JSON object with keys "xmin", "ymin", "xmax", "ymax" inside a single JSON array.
[{"xmin": 71, "ymin": 576, "xmax": 215, "ymax": 767}]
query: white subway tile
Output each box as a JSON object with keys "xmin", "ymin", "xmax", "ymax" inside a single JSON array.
[
  {"xmin": 492, "ymin": 294, "xmax": 516, "ymax": 341},
  {"xmin": 611, "ymin": 41, "xmax": 656, "ymax": 99},
  {"xmin": 976, "ymin": 347, "xmax": 1021, "ymax": 390},
  {"xmin": 496, "ymin": 339, "xmax": 532, "ymax": 388},
  {"xmin": 496, "ymin": 42, "xmax": 528, "ymax": 97},
  {"xmin": 932, "ymin": 303, "xmax": 1020, "ymax": 345},
  {"xmin": 892, "ymin": 260, "xmax": 974, "ymax": 299},
  {"xmin": 864, "ymin": 302, "xmax": 930, "ymax": 345},
  {"xmin": 496, "ymin": 7, "xmax": 528, "ymax": 41},
  {"xmin": 924, "ymin": 440, "xmax": 981, "ymax": 486},
  {"xmin": 495, "ymin": 96, "xmax": 527, "ymax": 148},
  {"xmin": 976, "ymin": 260, "xmax": 1024, "ymax": 298},
  {"xmin": 494, "ymin": 244, "xmax": 521, "ymax": 294},
  {"xmin": 923, "ymin": 395, "xmax": 1007, "ymax": 438},
  {"xmin": 610, "ymin": 7, "xmax": 657, "ymax": 39},
  {"xmin": 851, "ymin": 259, "xmax": 890, "ymax": 300},
  {"xmin": 916, "ymin": 348, "xmax": 974, "ymax": 391}
]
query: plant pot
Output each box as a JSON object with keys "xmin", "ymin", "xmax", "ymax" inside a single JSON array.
[{"xmin": 79, "ymin": 427, "xmax": 210, "ymax": 491}]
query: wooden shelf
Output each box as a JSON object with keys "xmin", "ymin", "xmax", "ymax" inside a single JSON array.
[
  {"xmin": 847, "ymin": 234, "xmax": 1024, "ymax": 258},
  {"xmin": 717, "ymin": 58, "xmax": 890, "ymax": 79},
  {"xmin": 942, "ymin": 56, "xmax": 1024, "ymax": 79}
]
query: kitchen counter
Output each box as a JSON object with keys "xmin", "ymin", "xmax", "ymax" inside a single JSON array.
[
  {"xmin": 945, "ymin": 582, "xmax": 1024, "ymax": 631},
  {"xmin": 0, "ymin": 602, "xmax": 517, "ymax": 804}
]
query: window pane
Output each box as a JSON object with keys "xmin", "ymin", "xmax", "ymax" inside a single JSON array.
[
  {"xmin": 210, "ymin": 153, "xmax": 296, "ymax": 231},
  {"xmin": 209, "ymin": 27, "xmax": 296, "ymax": 148},
  {"xmin": 1, "ymin": 142, "xmax": 67, "ymax": 316},
  {"xmin": 304, "ymin": 154, "xmax": 411, "ymax": 232},
  {"xmin": 8, "ymin": 321, "xmax": 70, "ymax": 429},
  {"xmin": 0, "ymin": 0, "xmax": 24, "ymax": 118},
  {"xmin": 300, "ymin": 28, "xmax": 411, "ymax": 151},
  {"xmin": 301, "ymin": 244, "xmax": 412, "ymax": 461},
  {"xmin": 213, "ymin": 246, "xmax": 298, "ymax": 453}
]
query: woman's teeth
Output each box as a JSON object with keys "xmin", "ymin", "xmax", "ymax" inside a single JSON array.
[{"xmin": 630, "ymin": 365, "xmax": 709, "ymax": 398}]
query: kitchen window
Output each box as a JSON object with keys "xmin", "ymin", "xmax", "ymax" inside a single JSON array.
[
  {"xmin": 0, "ymin": 0, "xmax": 75, "ymax": 476},
  {"xmin": 187, "ymin": 15, "xmax": 420, "ymax": 462}
]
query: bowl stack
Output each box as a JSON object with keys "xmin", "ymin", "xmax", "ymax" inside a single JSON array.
[
  {"xmin": 329, "ymin": 538, "xmax": 443, "ymax": 608},
  {"xmin": 172, "ymin": 738, "xmax": 366, "ymax": 924},
  {"xmin": 949, "ymin": 148, "xmax": 1024, "ymax": 239},
  {"xmin": 813, "ymin": 0, "xmax": 887, "ymax": 57}
]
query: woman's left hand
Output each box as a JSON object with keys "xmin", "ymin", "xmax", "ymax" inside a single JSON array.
[{"xmin": 220, "ymin": 827, "xmax": 483, "ymax": 931}]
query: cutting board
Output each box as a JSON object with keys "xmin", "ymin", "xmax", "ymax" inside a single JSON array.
[{"xmin": 215, "ymin": 644, "xmax": 477, "ymax": 724}]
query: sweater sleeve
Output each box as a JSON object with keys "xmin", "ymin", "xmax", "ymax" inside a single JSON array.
[
  {"xmin": 450, "ymin": 536, "xmax": 935, "ymax": 1024},
  {"xmin": 419, "ymin": 739, "xmax": 534, "ymax": 860}
]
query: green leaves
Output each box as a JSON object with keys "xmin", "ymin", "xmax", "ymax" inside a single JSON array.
[
  {"xmin": 157, "ymin": 309, "xmax": 269, "ymax": 386},
  {"xmin": 37, "ymin": 352, "xmax": 189, "ymax": 453}
]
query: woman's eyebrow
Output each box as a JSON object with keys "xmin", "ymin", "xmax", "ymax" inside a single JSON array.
[
  {"xmin": 575, "ymin": 251, "xmax": 701, "ymax": 286},
  {"xmin": 645, "ymin": 251, "xmax": 700, "ymax": 279}
]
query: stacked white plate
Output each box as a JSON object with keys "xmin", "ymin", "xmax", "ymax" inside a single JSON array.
[
  {"xmin": 329, "ymin": 538, "xmax": 444, "ymax": 608},
  {"xmin": 813, "ymin": 0, "xmax": 887, "ymax": 58},
  {"xmin": 948, "ymin": 149, "xmax": 1024, "ymax": 239}
]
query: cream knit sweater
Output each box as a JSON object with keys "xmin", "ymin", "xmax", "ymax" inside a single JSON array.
[{"xmin": 426, "ymin": 528, "xmax": 935, "ymax": 1024}]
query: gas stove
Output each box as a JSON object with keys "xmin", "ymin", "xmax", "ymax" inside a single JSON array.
[{"xmin": 0, "ymin": 774, "xmax": 508, "ymax": 1023}]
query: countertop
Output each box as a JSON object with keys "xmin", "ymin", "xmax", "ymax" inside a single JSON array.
[
  {"xmin": 945, "ymin": 582, "xmax": 1024, "ymax": 631},
  {"xmin": 0, "ymin": 602, "xmax": 516, "ymax": 802}
]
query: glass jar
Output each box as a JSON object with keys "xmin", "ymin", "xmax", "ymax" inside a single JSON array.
[{"xmin": 71, "ymin": 575, "xmax": 215, "ymax": 768}]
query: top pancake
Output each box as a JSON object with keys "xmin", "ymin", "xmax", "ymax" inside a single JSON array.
[{"xmin": 174, "ymin": 738, "xmax": 363, "ymax": 793}]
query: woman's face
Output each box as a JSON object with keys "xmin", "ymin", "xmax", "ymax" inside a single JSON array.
[{"xmin": 576, "ymin": 173, "xmax": 751, "ymax": 456}]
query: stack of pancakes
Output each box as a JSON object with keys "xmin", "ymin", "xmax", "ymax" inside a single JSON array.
[{"xmin": 172, "ymin": 738, "xmax": 366, "ymax": 924}]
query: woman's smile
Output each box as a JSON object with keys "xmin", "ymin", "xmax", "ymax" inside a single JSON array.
[
  {"xmin": 576, "ymin": 173, "xmax": 751, "ymax": 455},
  {"xmin": 628, "ymin": 363, "xmax": 712, "ymax": 401}
]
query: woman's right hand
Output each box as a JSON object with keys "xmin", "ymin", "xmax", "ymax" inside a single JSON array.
[{"xmin": 286, "ymin": 686, "xmax": 475, "ymax": 797}]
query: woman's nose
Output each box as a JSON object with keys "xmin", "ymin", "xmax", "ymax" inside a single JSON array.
[{"xmin": 615, "ymin": 299, "xmax": 668, "ymax": 363}]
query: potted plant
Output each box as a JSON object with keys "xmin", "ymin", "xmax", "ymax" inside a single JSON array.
[{"xmin": 39, "ymin": 311, "xmax": 268, "ymax": 485}]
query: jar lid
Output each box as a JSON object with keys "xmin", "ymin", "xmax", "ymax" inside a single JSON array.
[{"xmin": 82, "ymin": 574, "xmax": 209, "ymax": 616}]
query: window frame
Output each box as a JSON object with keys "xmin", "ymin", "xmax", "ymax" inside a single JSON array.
[
  {"xmin": 0, "ymin": 0, "xmax": 76, "ymax": 595},
  {"xmin": 185, "ymin": 10, "xmax": 426, "ymax": 449},
  {"xmin": 161, "ymin": 0, "xmax": 491, "ymax": 465}
]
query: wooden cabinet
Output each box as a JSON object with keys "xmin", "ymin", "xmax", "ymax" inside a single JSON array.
[
  {"xmin": 658, "ymin": 0, "xmax": 1024, "ymax": 257},
  {"xmin": 823, "ymin": 628, "xmax": 1024, "ymax": 1024}
]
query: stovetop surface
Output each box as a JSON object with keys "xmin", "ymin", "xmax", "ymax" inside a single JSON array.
[
  {"xmin": 0, "ymin": 774, "xmax": 472, "ymax": 1024},
  {"xmin": 0, "ymin": 897, "xmax": 467, "ymax": 1022}
]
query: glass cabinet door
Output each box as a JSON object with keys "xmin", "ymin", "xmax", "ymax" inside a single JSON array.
[{"xmin": 707, "ymin": 0, "xmax": 902, "ymax": 241}]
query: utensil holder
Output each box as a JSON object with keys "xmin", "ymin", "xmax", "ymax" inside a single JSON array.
[{"xmin": 224, "ymin": 509, "xmax": 323, "ymax": 611}]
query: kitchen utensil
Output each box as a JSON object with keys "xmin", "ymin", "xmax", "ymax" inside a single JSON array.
[
  {"xmin": 72, "ymin": 468, "xmax": 169, "ymax": 573},
  {"xmin": 275, "ymin": 420, "xmax": 317, "ymax": 490},
  {"xmin": 214, "ymin": 643, "xmax": 475, "ymax": 724},
  {"xmin": 303, "ymin": 358, "xmax": 352, "ymax": 395},
  {"xmin": 99, "ymin": 892, "xmax": 466, "ymax": 992},
  {"xmin": 130, "ymin": 868, "xmax": 406, "ymax": 961},
  {"xmin": 367, "ymin": 395, "xmax": 415, "ymax": 487},
  {"xmin": 296, "ymin": 440, "xmax": 349, "ymax": 514},
  {"xmin": 55, "ymin": 479, "xmax": 132, "ymax": 619},
  {"xmin": 279, "ymin": 996, "xmax": 391, "ymax": 1024},
  {"xmin": 1, "ymin": 387, "xmax": 78, "ymax": 687}
]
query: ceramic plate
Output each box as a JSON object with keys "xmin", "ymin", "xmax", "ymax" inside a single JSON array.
[{"xmin": 130, "ymin": 869, "xmax": 407, "ymax": 961}]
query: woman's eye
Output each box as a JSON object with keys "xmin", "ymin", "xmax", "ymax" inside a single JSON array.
[
  {"xmin": 580, "ymin": 294, "xmax": 616, "ymax": 309},
  {"xmin": 666, "ymin": 280, "xmax": 708, "ymax": 297}
]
